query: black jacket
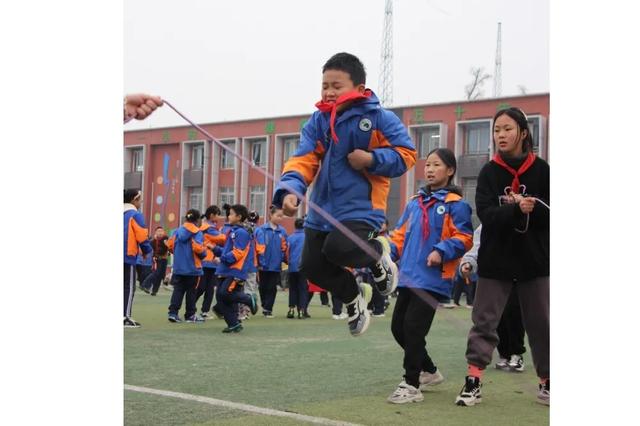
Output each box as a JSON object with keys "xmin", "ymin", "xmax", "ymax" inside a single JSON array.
[{"xmin": 476, "ymin": 156, "xmax": 549, "ymax": 281}]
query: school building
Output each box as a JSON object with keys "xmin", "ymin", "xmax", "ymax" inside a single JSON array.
[{"xmin": 124, "ymin": 93, "xmax": 549, "ymax": 232}]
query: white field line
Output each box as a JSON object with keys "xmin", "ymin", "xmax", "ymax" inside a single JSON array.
[{"xmin": 124, "ymin": 384, "xmax": 364, "ymax": 426}]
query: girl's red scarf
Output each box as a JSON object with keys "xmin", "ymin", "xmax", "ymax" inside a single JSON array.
[
  {"xmin": 492, "ymin": 152, "xmax": 536, "ymax": 194},
  {"xmin": 315, "ymin": 89, "xmax": 372, "ymax": 143},
  {"xmin": 418, "ymin": 196, "xmax": 438, "ymax": 241}
]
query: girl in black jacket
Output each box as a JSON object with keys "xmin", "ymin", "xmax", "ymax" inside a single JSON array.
[{"xmin": 455, "ymin": 107, "xmax": 550, "ymax": 407}]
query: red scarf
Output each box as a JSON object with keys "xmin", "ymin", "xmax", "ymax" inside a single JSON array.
[
  {"xmin": 418, "ymin": 197, "xmax": 438, "ymax": 241},
  {"xmin": 315, "ymin": 89, "xmax": 372, "ymax": 142},
  {"xmin": 492, "ymin": 152, "xmax": 536, "ymax": 194}
]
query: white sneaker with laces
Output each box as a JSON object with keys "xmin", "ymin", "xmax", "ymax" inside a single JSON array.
[
  {"xmin": 387, "ymin": 381, "xmax": 424, "ymax": 404},
  {"xmin": 508, "ymin": 354, "xmax": 524, "ymax": 372},
  {"xmin": 495, "ymin": 357, "xmax": 510, "ymax": 370},
  {"xmin": 419, "ymin": 369, "xmax": 444, "ymax": 389}
]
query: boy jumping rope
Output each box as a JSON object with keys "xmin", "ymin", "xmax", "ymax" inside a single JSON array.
[{"xmin": 272, "ymin": 52, "xmax": 416, "ymax": 336}]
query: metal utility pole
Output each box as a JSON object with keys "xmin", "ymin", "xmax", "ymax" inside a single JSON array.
[
  {"xmin": 379, "ymin": 0, "xmax": 393, "ymax": 106},
  {"xmin": 493, "ymin": 22, "xmax": 502, "ymax": 98}
]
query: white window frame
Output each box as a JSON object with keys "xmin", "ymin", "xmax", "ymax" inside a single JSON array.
[
  {"xmin": 455, "ymin": 118, "xmax": 493, "ymax": 159},
  {"xmin": 406, "ymin": 123, "xmax": 447, "ymax": 197},
  {"xmin": 219, "ymin": 186, "xmax": 235, "ymax": 206},
  {"xmin": 249, "ymin": 138, "xmax": 267, "ymax": 168},
  {"xmin": 188, "ymin": 187, "xmax": 204, "ymax": 212},
  {"xmin": 221, "ymin": 141, "xmax": 236, "ymax": 170},
  {"xmin": 526, "ymin": 115, "xmax": 547, "ymax": 160},
  {"xmin": 249, "ymin": 184, "xmax": 266, "ymax": 217},
  {"xmin": 191, "ymin": 143, "xmax": 204, "ymax": 170}
]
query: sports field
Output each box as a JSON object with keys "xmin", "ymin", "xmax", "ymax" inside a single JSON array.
[{"xmin": 124, "ymin": 288, "xmax": 549, "ymax": 425}]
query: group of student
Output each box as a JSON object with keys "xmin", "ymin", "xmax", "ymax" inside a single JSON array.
[{"xmin": 123, "ymin": 51, "xmax": 549, "ymax": 407}]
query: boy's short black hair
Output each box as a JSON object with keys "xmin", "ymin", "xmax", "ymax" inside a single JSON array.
[
  {"xmin": 203, "ymin": 205, "xmax": 221, "ymax": 219},
  {"xmin": 294, "ymin": 218, "xmax": 304, "ymax": 229},
  {"xmin": 322, "ymin": 52, "xmax": 366, "ymax": 86},
  {"xmin": 230, "ymin": 204, "xmax": 249, "ymax": 222}
]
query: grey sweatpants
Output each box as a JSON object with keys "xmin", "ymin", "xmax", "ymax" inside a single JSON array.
[
  {"xmin": 244, "ymin": 272, "xmax": 258, "ymax": 296},
  {"xmin": 465, "ymin": 276, "xmax": 549, "ymax": 379}
]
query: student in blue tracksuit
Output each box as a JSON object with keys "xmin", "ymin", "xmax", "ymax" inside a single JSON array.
[
  {"xmin": 273, "ymin": 52, "xmax": 416, "ymax": 336},
  {"xmin": 286, "ymin": 218, "xmax": 308, "ymax": 319},
  {"xmin": 386, "ymin": 148, "xmax": 473, "ymax": 404},
  {"xmin": 136, "ymin": 250, "xmax": 153, "ymax": 290},
  {"xmin": 213, "ymin": 204, "xmax": 258, "ymax": 333},
  {"xmin": 124, "ymin": 189, "xmax": 152, "ymax": 328},
  {"xmin": 196, "ymin": 205, "xmax": 226, "ymax": 318},
  {"xmin": 255, "ymin": 206, "xmax": 288, "ymax": 318},
  {"xmin": 166, "ymin": 209, "xmax": 207, "ymax": 323}
]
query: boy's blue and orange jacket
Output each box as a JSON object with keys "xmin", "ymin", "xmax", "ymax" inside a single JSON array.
[
  {"xmin": 167, "ymin": 223, "xmax": 207, "ymax": 276},
  {"xmin": 286, "ymin": 229, "xmax": 304, "ymax": 273},
  {"xmin": 124, "ymin": 204, "xmax": 152, "ymax": 265},
  {"xmin": 255, "ymin": 222, "xmax": 288, "ymax": 272},
  {"xmin": 136, "ymin": 251, "xmax": 153, "ymax": 267},
  {"xmin": 389, "ymin": 188, "xmax": 474, "ymax": 298},
  {"xmin": 216, "ymin": 224, "xmax": 251, "ymax": 280},
  {"xmin": 200, "ymin": 220, "xmax": 226, "ymax": 269},
  {"xmin": 272, "ymin": 90, "xmax": 416, "ymax": 231}
]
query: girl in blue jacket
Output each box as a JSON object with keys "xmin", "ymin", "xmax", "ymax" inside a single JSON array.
[
  {"xmin": 166, "ymin": 209, "xmax": 207, "ymax": 323},
  {"xmin": 386, "ymin": 148, "xmax": 473, "ymax": 404}
]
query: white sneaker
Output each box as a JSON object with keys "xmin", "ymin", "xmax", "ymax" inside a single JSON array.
[
  {"xmin": 508, "ymin": 354, "xmax": 524, "ymax": 372},
  {"xmin": 339, "ymin": 312, "xmax": 348, "ymax": 320},
  {"xmin": 332, "ymin": 314, "xmax": 342, "ymax": 320},
  {"xmin": 370, "ymin": 236, "xmax": 398, "ymax": 296},
  {"xmin": 419, "ymin": 369, "xmax": 444, "ymax": 389},
  {"xmin": 387, "ymin": 381, "xmax": 424, "ymax": 404},
  {"xmin": 439, "ymin": 302, "xmax": 456, "ymax": 309},
  {"xmin": 495, "ymin": 357, "xmax": 510, "ymax": 370},
  {"xmin": 346, "ymin": 282, "xmax": 372, "ymax": 336}
]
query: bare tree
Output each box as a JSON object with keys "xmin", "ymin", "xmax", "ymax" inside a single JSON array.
[
  {"xmin": 517, "ymin": 85, "xmax": 527, "ymax": 95},
  {"xmin": 465, "ymin": 67, "xmax": 491, "ymax": 100}
]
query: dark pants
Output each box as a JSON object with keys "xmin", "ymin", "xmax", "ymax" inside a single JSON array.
[
  {"xmin": 300, "ymin": 222, "xmax": 382, "ymax": 304},
  {"xmin": 168, "ymin": 274, "xmax": 199, "ymax": 318},
  {"xmin": 214, "ymin": 276, "xmax": 252, "ymax": 327},
  {"xmin": 466, "ymin": 276, "xmax": 549, "ymax": 379},
  {"xmin": 452, "ymin": 277, "xmax": 476, "ymax": 306},
  {"xmin": 195, "ymin": 268, "xmax": 218, "ymax": 313},
  {"xmin": 391, "ymin": 287, "xmax": 439, "ymax": 388},
  {"xmin": 136, "ymin": 264, "xmax": 152, "ymax": 287},
  {"xmin": 124, "ymin": 263, "xmax": 136, "ymax": 318},
  {"xmin": 320, "ymin": 292, "xmax": 329, "ymax": 305},
  {"xmin": 331, "ymin": 293, "xmax": 344, "ymax": 316},
  {"xmin": 496, "ymin": 289, "xmax": 526, "ymax": 358},
  {"xmin": 258, "ymin": 270, "xmax": 280, "ymax": 313},
  {"xmin": 288, "ymin": 272, "xmax": 308, "ymax": 310},
  {"xmin": 141, "ymin": 258, "xmax": 168, "ymax": 294}
]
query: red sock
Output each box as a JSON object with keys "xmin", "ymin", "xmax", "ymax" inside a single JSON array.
[{"xmin": 468, "ymin": 365, "xmax": 483, "ymax": 379}]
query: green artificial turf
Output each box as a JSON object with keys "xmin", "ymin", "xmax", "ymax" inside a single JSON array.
[{"xmin": 125, "ymin": 288, "xmax": 548, "ymax": 425}]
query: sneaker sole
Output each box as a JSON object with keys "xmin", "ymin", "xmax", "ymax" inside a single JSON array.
[
  {"xmin": 350, "ymin": 283, "xmax": 372, "ymax": 337},
  {"xmin": 455, "ymin": 396, "xmax": 482, "ymax": 406},
  {"xmin": 388, "ymin": 396, "xmax": 424, "ymax": 404},
  {"xmin": 374, "ymin": 237, "xmax": 399, "ymax": 297},
  {"xmin": 124, "ymin": 325, "xmax": 140, "ymax": 328}
]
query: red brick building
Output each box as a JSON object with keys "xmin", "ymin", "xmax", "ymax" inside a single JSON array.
[{"xmin": 124, "ymin": 93, "xmax": 549, "ymax": 232}]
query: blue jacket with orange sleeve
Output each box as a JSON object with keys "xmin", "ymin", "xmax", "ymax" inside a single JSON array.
[
  {"xmin": 389, "ymin": 187, "xmax": 474, "ymax": 298},
  {"xmin": 124, "ymin": 204, "xmax": 152, "ymax": 265},
  {"xmin": 171, "ymin": 222, "xmax": 206, "ymax": 276},
  {"xmin": 286, "ymin": 229, "xmax": 305, "ymax": 273},
  {"xmin": 254, "ymin": 222, "xmax": 288, "ymax": 272},
  {"xmin": 272, "ymin": 91, "xmax": 416, "ymax": 231},
  {"xmin": 200, "ymin": 220, "xmax": 226, "ymax": 269},
  {"xmin": 216, "ymin": 224, "xmax": 251, "ymax": 280}
]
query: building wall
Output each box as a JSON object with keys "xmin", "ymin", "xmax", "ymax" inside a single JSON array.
[{"xmin": 124, "ymin": 94, "xmax": 549, "ymax": 233}]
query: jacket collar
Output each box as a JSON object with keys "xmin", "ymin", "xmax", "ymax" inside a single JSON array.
[{"xmin": 124, "ymin": 203, "xmax": 138, "ymax": 213}]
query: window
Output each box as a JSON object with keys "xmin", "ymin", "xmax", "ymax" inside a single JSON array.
[
  {"xmin": 132, "ymin": 149, "xmax": 144, "ymax": 172},
  {"xmin": 527, "ymin": 117, "xmax": 541, "ymax": 154},
  {"xmin": 219, "ymin": 186, "xmax": 235, "ymax": 206},
  {"xmin": 416, "ymin": 125, "xmax": 441, "ymax": 158},
  {"xmin": 221, "ymin": 141, "xmax": 235, "ymax": 170},
  {"xmin": 250, "ymin": 139, "xmax": 266, "ymax": 167},
  {"xmin": 191, "ymin": 144, "xmax": 204, "ymax": 170},
  {"xmin": 282, "ymin": 136, "xmax": 300, "ymax": 163},
  {"xmin": 464, "ymin": 122, "xmax": 491, "ymax": 154},
  {"xmin": 249, "ymin": 185, "xmax": 266, "ymax": 216},
  {"xmin": 189, "ymin": 187, "xmax": 203, "ymax": 211}
]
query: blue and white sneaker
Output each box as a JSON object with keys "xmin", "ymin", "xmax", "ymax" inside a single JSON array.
[
  {"xmin": 249, "ymin": 294, "xmax": 258, "ymax": 315},
  {"xmin": 222, "ymin": 323, "xmax": 243, "ymax": 333},
  {"xmin": 371, "ymin": 236, "xmax": 398, "ymax": 296},
  {"xmin": 185, "ymin": 314, "xmax": 205, "ymax": 323},
  {"xmin": 168, "ymin": 314, "xmax": 182, "ymax": 323}
]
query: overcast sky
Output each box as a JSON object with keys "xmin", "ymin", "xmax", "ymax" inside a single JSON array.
[{"xmin": 124, "ymin": 0, "xmax": 548, "ymax": 130}]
